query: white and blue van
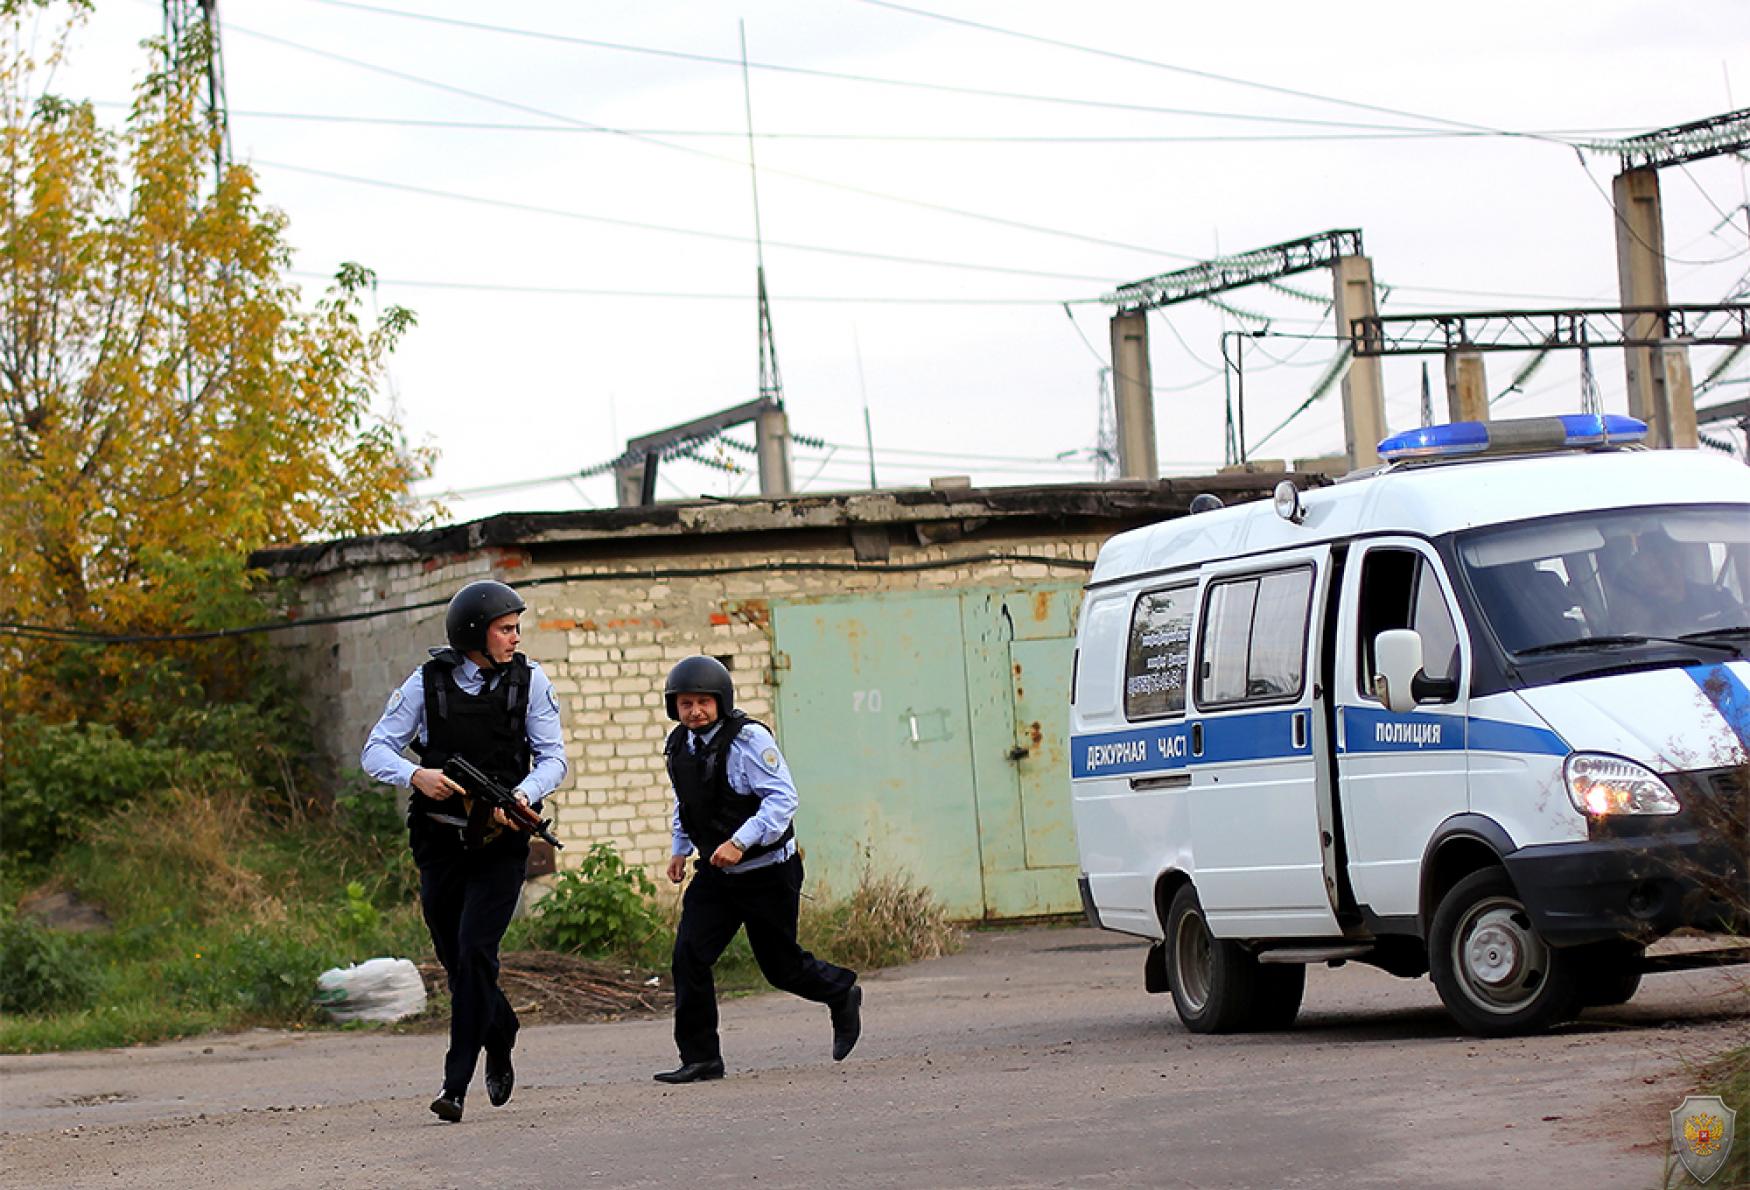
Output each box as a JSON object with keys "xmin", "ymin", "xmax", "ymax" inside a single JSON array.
[{"xmin": 1069, "ymin": 415, "xmax": 1749, "ymax": 1036}]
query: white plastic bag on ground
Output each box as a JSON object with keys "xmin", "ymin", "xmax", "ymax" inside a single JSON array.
[{"xmin": 313, "ymin": 957, "xmax": 427, "ymax": 1022}]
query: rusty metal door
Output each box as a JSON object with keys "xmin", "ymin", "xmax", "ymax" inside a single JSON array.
[
  {"xmin": 961, "ymin": 588, "xmax": 1083, "ymax": 918},
  {"xmin": 770, "ymin": 594, "xmax": 986, "ymax": 915}
]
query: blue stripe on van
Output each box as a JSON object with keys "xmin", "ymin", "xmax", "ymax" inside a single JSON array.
[
  {"xmin": 1071, "ymin": 708, "xmax": 1568, "ymax": 779},
  {"xmin": 1339, "ymin": 706, "xmax": 1465, "ymax": 753},
  {"xmin": 1686, "ymin": 663, "xmax": 1750, "ymax": 751},
  {"xmin": 1071, "ymin": 709, "xmax": 1309, "ymax": 778},
  {"xmin": 1338, "ymin": 707, "xmax": 1567, "ymax": 756}
]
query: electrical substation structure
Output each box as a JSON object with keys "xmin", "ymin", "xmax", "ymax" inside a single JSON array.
[{"xmin": 1101, "ymin": 229, "xmax": 1387, "ymax": 474}]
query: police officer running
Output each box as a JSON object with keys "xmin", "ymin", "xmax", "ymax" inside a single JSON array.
[
  {"xmin": 654, "ymin": 656, "xmax": 861, "ymax": 1083},
  {"xmin": 361, "ymin": 579, "xmax": 568, "ymax": 1122}
]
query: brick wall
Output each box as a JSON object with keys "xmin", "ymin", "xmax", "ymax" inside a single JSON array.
[{"xmin": 271, "ymin": 532, "xmax": 1105, "ymax": 880}]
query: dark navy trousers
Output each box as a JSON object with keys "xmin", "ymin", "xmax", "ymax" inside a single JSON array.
[
  {"xmin": 671, "ymin": 853, "xmax": 857, "ymax": 1064},
  {"xmin": 410, "ymin": 818, "xmax": 527, "ymax": 1096}
]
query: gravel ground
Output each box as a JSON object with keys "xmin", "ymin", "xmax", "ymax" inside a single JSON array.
[{"xmin": 2, "ymin": 925, "xmax": 1745, "ymax": 1190}]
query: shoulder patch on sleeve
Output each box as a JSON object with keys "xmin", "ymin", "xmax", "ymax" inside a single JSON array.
[
  {"xmin": 545, "ymin": 685, "xmax": 560, "ymax": 713},
  {"xmin": 386, "ymin": 689, "xmax": 404, "ymax": 713},
  {"xmin": 759, "ymin": 747, "xmax": 781, "ymax": 772}
]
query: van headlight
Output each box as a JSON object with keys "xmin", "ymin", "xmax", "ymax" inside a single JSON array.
[{"xmin": 1563, "ymin": 753, "xmax": 1681, "ymax": 817}]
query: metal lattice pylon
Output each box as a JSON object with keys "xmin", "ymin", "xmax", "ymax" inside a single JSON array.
[{"xmin": 1579, "ymin": 332, "xmax": 1602, "ymax": 417}]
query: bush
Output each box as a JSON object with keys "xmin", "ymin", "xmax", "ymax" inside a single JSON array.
[
  {"xmin": 0, "ymin": 910, "xmax": 100, "ymax": 1015},
  {"xmin": 527, "ymin": 844, "xmax": 665, "ymax": 961},
  {"xmin": 333, "ymin": 774, "xmax": 405, "ymax": 846},
  {"xmin": 162, "ymin": 929, "xmax": 327, "ymax": 1019},
  {"xmin": 2, "ymin": 717, "xmax": 183, "ymax": 867}
]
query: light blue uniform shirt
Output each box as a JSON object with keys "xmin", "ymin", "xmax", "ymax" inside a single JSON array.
[
  {"xmin": 671, "ymin": 720, "xmax": 799, "ymax": 874},
  {"xmin": 360, "ymin": 656, "xmax": 568, "ymax": 808}
]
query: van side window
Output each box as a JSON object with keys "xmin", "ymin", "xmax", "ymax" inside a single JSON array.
[
  {"xmin": 1196, "ymin": 568, "xmax": 1313, "ymax": 707},
  {"xmin": 1358, "ymin": 548, "xmax": 1460, "ymax": 701},
  {"xmin": 1124, "ymin": 585, "xmax": 1195, "ymax": 719}
]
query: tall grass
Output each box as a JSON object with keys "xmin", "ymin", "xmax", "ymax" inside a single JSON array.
[
  {"xmin": 801, "ymin": 869, "xmax": 962, "ymax": 972},
  {"xmin": 4, "ymin": 799, "xmax": 962, "ymax": 1052},
  {"xmin": 1, "ymin": 783, "xmax": 429, "ymax": 1054}
]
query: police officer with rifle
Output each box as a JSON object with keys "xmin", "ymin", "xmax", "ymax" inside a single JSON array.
[{"xmin": 361, "ymin": 579, "xmax": 568, "ymax": 1122}]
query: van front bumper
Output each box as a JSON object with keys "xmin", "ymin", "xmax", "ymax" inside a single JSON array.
[{"xmin": 1504, "ymin": 834, "xmax": 1748, "ymax": 948}]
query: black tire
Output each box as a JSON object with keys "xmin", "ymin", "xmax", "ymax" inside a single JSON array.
[
  {"xmin": 1252, "ymin": 963, "xmax": 1307, "ymax": 1030},
  {"xmin": 1428, "ymin": 867, "xmax": 1580, "ymax": 1037},
  {"xmin": 1164, "ymin": 884, "xmax": 1263, "ymax": 1033},
  {"xmin": 1575, "ymin": 942, "xmax": 1645, "ymax": 1009}
]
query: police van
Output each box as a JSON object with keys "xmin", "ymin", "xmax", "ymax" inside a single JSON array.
[{"xmin": 1069, "ymin": 415, "xmax": 1750, "ymax": 1036}]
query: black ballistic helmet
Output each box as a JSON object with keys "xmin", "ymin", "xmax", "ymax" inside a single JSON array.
[
  {"xmin": 445, "ymin": 580, "xmax": 526, "ymax": 653},
  {"xmin": 665, "ymin": 655, "xmax": 734, "ymax": 721}
]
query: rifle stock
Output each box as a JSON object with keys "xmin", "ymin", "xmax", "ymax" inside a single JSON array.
[{"xmin": 442, "ymin": 756, "xmax": 564, "ymax": 849}]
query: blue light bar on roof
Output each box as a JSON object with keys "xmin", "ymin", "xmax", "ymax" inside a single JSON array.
[{"xmin": 1376, "ymin": 414, "xmax": 1648, "ymax": 463}]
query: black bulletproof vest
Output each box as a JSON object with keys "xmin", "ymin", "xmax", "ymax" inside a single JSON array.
[
  {"xmin": 665, "ymin": 712, "xmax": 794, "ymax": 861},
  {"xmin": 410, "ymin": 650, "xmax": 531, "ymax": 820}
]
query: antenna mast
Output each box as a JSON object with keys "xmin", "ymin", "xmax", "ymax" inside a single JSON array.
[
  {"xmin": 162, "ymin": 0, "xmax": 231, "ymax": 187},
  {"xmin": 741, "ymin": 22, "xmax": 784, "ymax": 409}
]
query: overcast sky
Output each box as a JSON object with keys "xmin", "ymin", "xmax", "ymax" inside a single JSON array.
[{"xmin": 57, "ymin": 0, "xmax": 1750, "ymax": 523}]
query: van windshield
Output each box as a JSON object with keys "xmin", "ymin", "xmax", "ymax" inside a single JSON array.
[{"xmin": 1454, "ymin": 505, "xmax": 1750, "ymax": 658}]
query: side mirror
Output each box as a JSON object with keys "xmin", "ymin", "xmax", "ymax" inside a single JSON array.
[{"xmin": 1373, "ymin": 629, "xmax": 1424, "ymax": 714}]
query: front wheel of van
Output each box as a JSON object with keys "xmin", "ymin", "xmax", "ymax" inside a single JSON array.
[
  {"xmin": 1575, "ymin": 942, "xmax": 1644, "ymax": 1009},
  {"xmin": 1429, "ymin": 868, "xmax": 1580, "ymax": 1037},
  {"xmin": 1165, "ymin": 884, "xmax": 1262, "ymax": 1033}
]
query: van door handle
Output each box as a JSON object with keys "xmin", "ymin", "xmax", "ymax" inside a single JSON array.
[
  {"xmin": 1292, "ymin": 712, "xmax": 1308, "ymax": 750},
  {"xmin": 1130, "ymin": 773, "xmax": 1191, "ymax": 791}
]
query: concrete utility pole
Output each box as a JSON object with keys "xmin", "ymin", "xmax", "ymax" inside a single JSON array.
[
  {"xmin": 754, "ymin": 402, "xmax": 793, "ymax": 495},
  {"xmin": 1613, "ymin": 169, "xmax": 1697, "ymax": 447},
  {"xmin": 1606, "ymin": 108, "xmax": 1750, "ymax": 448},
  {"xmin": 1109, "ymin": 312, "xmax": 1157, "ymax": 480},
  {"xmin": 1444, "ymin": 350, "xmax": 1488, "ymax": 422},
  {"xmin": 1331, "ymin": 255, "xmax": 1386, "ymax": 468}
]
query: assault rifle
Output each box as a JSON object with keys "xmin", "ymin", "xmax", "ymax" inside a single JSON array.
[{"xmin": 442, "ymin": 756, "xmax": 565, "ymax": 849}]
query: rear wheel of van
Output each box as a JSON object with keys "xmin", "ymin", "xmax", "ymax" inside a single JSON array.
[
  {"xmin": 1429, "ymin": 868, "xmax": 1580, "ymax": 1036},
  {"xmin": 1252, "ymin": 964, "xmax": 1307, "ymax": 1030},
  {"xmin": 1165, "ymin": 884, "xmax": 1264, "ymax": 1033}
]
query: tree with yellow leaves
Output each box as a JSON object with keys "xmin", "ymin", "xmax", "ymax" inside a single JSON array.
[{"xmin": 1, "ymin": 2, "xmax": 433, "ymax": 728}]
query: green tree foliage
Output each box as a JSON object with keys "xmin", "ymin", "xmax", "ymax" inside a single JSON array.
[{"xmin": 0, "ymin": 2, "xmax": 432, "ymax": 729}]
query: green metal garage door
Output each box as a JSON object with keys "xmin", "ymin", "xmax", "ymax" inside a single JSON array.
[{"xmin": 771, "ymin": 585, "xmax": 1082, "ymax": 920}]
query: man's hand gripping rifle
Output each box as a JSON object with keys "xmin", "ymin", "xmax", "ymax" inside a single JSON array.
[{"xmin": 442, "ymin": 757, "xmax": 565, "ymax": 849}]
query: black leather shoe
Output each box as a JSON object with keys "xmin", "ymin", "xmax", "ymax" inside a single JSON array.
[
  {"xmin": 653, "ymin": 1059, "xmax": 725, "ymax": 1084},
  {"xmin": 429, "ymin": 1090, "xmax": 464, "ymax": 1122},
  {"xmin": 485, "ymin": 1049, "xmax": 514, "ymax": 1107},
  {"xmin": 831, "ymin": 985, "xmax": 863, "ymax": 1061}
]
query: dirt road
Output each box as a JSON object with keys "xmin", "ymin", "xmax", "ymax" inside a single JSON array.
[{"xmin": 2, "ymin": 926, "xmax": 1745, "ymax": 1189}]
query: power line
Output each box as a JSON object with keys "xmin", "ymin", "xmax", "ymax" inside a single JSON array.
[
  {"xmin": 855, "ymin": 0, "xmax": 1561, "ymax": 144},
  {"xmin": 284, "ymin": 271, "xmax": 1065, "ymax": 306},
  {"xmin": 294, "ymin": 0, "xmax": 1545, "ymax": 140},
  {"xmin": 225, "ymin": 22, "xmax": 1203, "ymax": 262},
  {"xmin": 165, "ymin": 106, "xmax": 1640, "ymax": 144},
  {"xmin": 256, "ymin": 160, "xmax": 1124, "ymax": 285}
]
